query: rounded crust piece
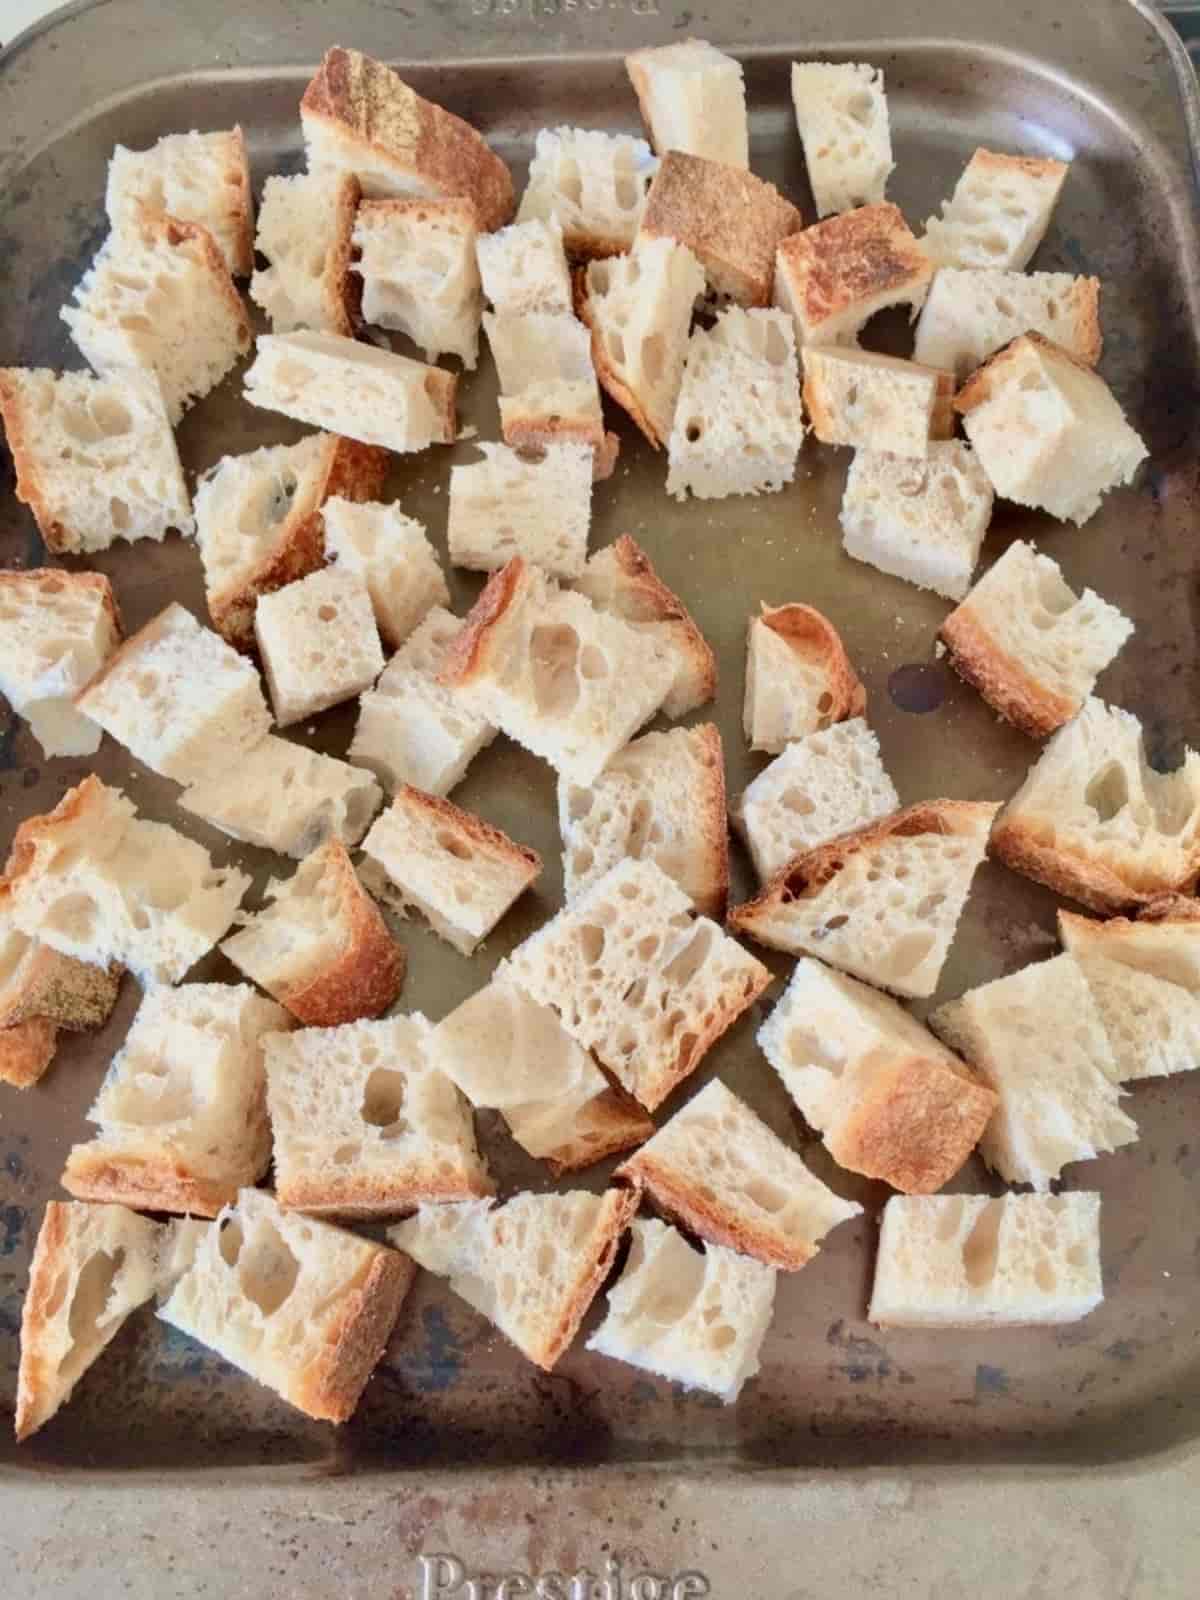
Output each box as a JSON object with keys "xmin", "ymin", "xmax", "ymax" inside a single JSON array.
[
  {"xmin": 14, "ymin": 1200, "xmax": 69, "ymax": 1440},
  {"xmin": 395, "ymin": 784, "xmax": 542, "ymax": 877},
  {"xmin": 438, "ymin": 555, "xmax": 526, "ymax": 689},
  {"xmin": 279, "ymin": 844, "xmax": 406, "ymax": 1026},
  {"xmin": 606, "ymin": 534, "xmax": 718, "ymax": 712},
  {"xmin": 578, "ymin": 273, "xmax": 663, "ymax": 450},
  {"xmin": 518, "ymin": 1187, "xmax": 639, "ymax": 1370},
  {"xmin": 989, "ymin": 816, "xmax": 1195, "ymax": 917},
  {"xmin": 276, "ymin": 1163, "xmax": 494, "ymax": 1220},
  {"xmin": 153, "ymin": 211, "xmax": 252, "ymax": 352},
  {"xmin": 759, "ymin": 599, "xmax": 867, "ymax": 721},
  {"xmin": 60, "ymin": 1148, "xmax": 249, "ymax": 1219},
  {"xmin": 939, "ymin": 599, "xmax": 1077, "ymax": 738},
  {"xmin": 292, "ymin": 1247, "xmax": 417, "ymax": 1422}
]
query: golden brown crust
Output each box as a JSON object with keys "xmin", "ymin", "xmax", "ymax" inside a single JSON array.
[
  {"xmin": 1068, "ymin": 277, "xmax": 1103, "ymax": 367},
  {"xmin": 0, "ymin": 1018, "xmax": 58, "ymax": 1089},
  {"xmin": 224, "ymin": 126, "xmax": 255, "ymax": 278},
  {"xmin": 759, "ymin": 600, "xmax": 867, "ymax": 722},
  {"xmin": 324, "ymin": 172, "xmax": 364, "ymax": 336},
  {"xmin": 539, "ymin": 1084, "xmax": 655, "ymax": 1178},
  {"xmin": 393, "ymin": 785, "xmax": 542, "ymax": 877},
  {"xmin": 520, "ymin": 1187, "xmax": 637, "ymax": 1369},
  {"xmin": 4, "ymin": 774, "xmax": 110, "ymax": 888},
  {"xmin": 276, "ymin": 1163, "xmax": 494, "ymax": 1220},
  {"xmin": 775, "ymin": 203, "xmax": 932, "ymax": 332},
  {"xmin": 804, "ymin": 348, "xmax": 955, "ymax": 447},
  {"xmin": 292, "ymin": 1246, "xmax": 416, "ymax": 1422},
  {"xmin": 439, "ymin": 555, "xmax": 530, "ymax": 690},
  {"xmin": 1138, "ymin": 894, "xmax": 1200, "ymax": 924},
  {"xmin": 989, "ymin": 816, "xmax": 1193, "ymax": 916},
  {"xmin": 689, "ymin": 723, "xmax": 730, "ymax": 920},
  {"xmin": 955, "ymin": 330, "xmax": 1092, "ymax": 418},
  {"xmin": 0, "ymin": 880, "xmax": 120, "ymax": 1030},
  {"xmin": 15, "ymin": 1200, "xmax": 69, "ymax": 1438},
  {"xmin": 149, "ymin": 210, "xmax": 252, "ymax": 354},
  {"xmin": 643, "ymin": 950, "xmax": 770, "ymax": 1111},
  {"xmin": 500, "ymin": 408, "xmax": 619, "ymax": 482},
  {"xmin": 60, "ymin": 1147, "xmax": 242, "ymax": 1218},
  {"xmin": 577, "ymin": 268, "xmax": 665, "ymax": 450},
  {"xmin": 970, "ymin": 148, "xmax": 1068, "ymax": 185},
  {"xmin": 940, "ymin": 595, "xmax": 1077, "ymax": 738},
  {"xmin": 300, "ymin": 47, "xmax": 514, "ymax": 231},
  {"xmin": 424, "ymin": 366, "xmax": 459, "ymax": 446},
  {"xmin": 0, "ymin": 566, "xmax": 122, "ymax": 641}
]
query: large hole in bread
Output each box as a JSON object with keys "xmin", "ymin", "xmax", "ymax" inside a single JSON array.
[
  {"xmin": 531, "ymin": 623, "xmax": 581, "ymax": 716},
  {"xmin": 238, "ymin": 1219, "xmax": 300, "ymax": 1316},
  {"xmin": 435, "ymin": 829, "xmax": 474, "ymax": 862},
  {"xmin": 763, "ymin": 321, "xmax": 790, "ymax": 367},
  {"xmin": 961, "ymin": 1201, "xmax": 1003, "ymax": 1288},
  {"xmin": 744, "ymin": 1176, "xmax": 788, "ymax": 1214},
  {"xmin": 640, "ymin": 332, "xmax": 665, "ymax": 386},
  {"xmin": 1034, "ymin": 567, "xmax": 1075, "ymax": 619},
  {"xmin": 559, "ymin": 158, "xmax": 583, "ymax": 206},
  {"xmin": 935, "ymin": 1197, "xmax": 966, "ymax": 1241},
  {"xmin": 42, "ymin": 893, "xmax": 99, "ymax": 948},
  {"xmin": 838, "ymin": 89, "xmax": 877, "ymax": 126},
  {"xmin": 662, "ymin": 924, "xmax": 713, "ymax": 988},
  {"xmin": 878, "ymin": 929, "xmax": 935, "ymax": 981},
  {"xmin": 361, "ymin": 1067, "xmax": 408, "ymax": 1132},
  {"xmin": 614, "ymin": 172, "xmax": 639, "ymax": 211},
  {"xmin": 576, "ymin": 922, "xmax": 606, "ymax": 964},
  {"xmin": 779, "ymin": 787, "xmax": 816, "ymax": 817},
  {"xmin": 219, "ymin": 1217, "xmax": 244, "ymax": 1267},
  {"xmin": 784, "ymin": 1024, "xmax": 846, "ymax": 1077},
  {"xmin": 1085, "ymin": 761, "xmax": 1130, "ymax": 823},
  {"xmin": 57, "ymin": 1248, "xmax": 125, "ymax": 1385}
]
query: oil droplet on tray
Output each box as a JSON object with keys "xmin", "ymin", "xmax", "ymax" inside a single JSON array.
[{"xmin": 888, "ymin": 663, "xmax": 948, "ymax": 714}]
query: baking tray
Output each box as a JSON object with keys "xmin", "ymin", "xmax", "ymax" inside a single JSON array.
[{"xmin": 1, "ymin": 0, "xmax": 1199, "ymax": 1483}]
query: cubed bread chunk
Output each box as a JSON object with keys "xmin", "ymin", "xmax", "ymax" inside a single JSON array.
[
  {"xmin": 990, "ymin": 698, "xmax": 1200, "ymax": 913},
  {"xmin": 106, "ymin": 127, "xmax": 253, "ymax": 276},
  {"xmin": 484, "ymin": 311, "xmax": 617, "ymax": 480},
  {"xmin": 734, "ymin": 718, "xmax": 898, "ymax": 881},
  {"xmin": 508, "ymin": 858, "xmax": 769, "ymax": 1110},
  {"xmin": 353, "ymin": 197, "xmax": 481, "ymax": 368},
  {"xmin": 667, "ymin": 307, "xmax": 804, "ymax": 500},
  {"xmin": 221, "ymin": 839, "xmax": 404, "ymax": 1026},
  {"xmin": 774, "ymin": 202, "xmax": 932, "ymax": 348},
  {"xmin": 448, "ymin": 441, "xmax": 593, "ymax": 580},
  {"xmin": 940, "ymin": 540, "xmax": 1133, "ymax": 736},
  {"xmin": 265, "ymin": 1013, "xmax": 492, "ymax": 1217},
  {"xmin": 0, "ymin": 1019, "xmax": 61, "ymax": 1090},
  {"xmin": 476, "ymin": 218, "xmax": 572, "ymax": 316},
  {"xmin": 359, "ymin": 787, "xmax": 541, "ymax": 957},
  {"xmin": 61, "ymin": 210, "xmax": 250, "ymax": 425},
  {"xmin": 389, "ymin": 1188, "xmax": 636, "ymax": 1370},
  {"xmin": 955, "ymin": 333, "xmax": 1147, "ymax": 526},
  {"xmin": 558, "ymin": 724, "xmax": 729, "ymax": 918},
  {"xmin": 804, "ymin": 346, "xmax": 955, "ymax": 456},
  {"xmin": 249, "ymin": 171, "xmax": 361, "ymax": 335},
  {"xmin": 743, "ymin": 601, "xmax": 866, "ymax": 754},
  {"xmin": 5, "ymin": 777, "xmax": 249, "ymax": 987},
  {"xmin": 730, "ymin": 800, "xmax": 997, "ymax": 999},
  {"xmin": 930, "ymin": 954, "xmax": 1135, "ymax": 1187},
  {"xmin": 300, "ymin": 47, "xmax": 514, "ymax": 230},
  {"xmin": 587, "ymin": 1218, "xmax": 774, "ymax": 1402},
  {"xmin": 77, "ymin": 602, "xmax": 271, "ymax": 784},
  {"xmin": 922, "ymin": 149, "xmax": 1069, "ymax": 271},
  {"xmin": 758, "ymin": 957, "xmax": 996, "ymax": 1193},
  {"xmin": 0, "ymin": 366, "xmax": 192, "ymax": 554},
  {"xmin": 0, "ymin": 880, "xmax": 120, "ymax": 1035},
  {"xmin": 790, "ymin": 62, "xmax": 893, "ymax": 217},
  {"xmin": 839, "ymin": 442, "xmax": 995, "ymax": 602},
  {"xmin": 255, "ymin": 567, "xmax": 384, "ymax": 727},
  {"xmin": 626, "ymin": 39, "xmax": 749, "ymax": 168},
  {"xmin": 159, "ymin": 1187, "xmax": 414, "ymax": 1422},
  {"xmin": 62, "ymin": 983, "xmax": 290, "ymax": 1216},
  {"xmin": 517, "ymin": 127, "xmax": 657, "ymax": 257},
  {"xmin": 914, "ymin": 268, "xmax": 1102, "ymax": 381},
  {"xmin": 869, "ymin": 1192, "xmax": 1103, "ymax": 1328},
  {"xmin": 617, "ymin": 1079, "xmax": 861, "ymax": 1270},
  {"xmin": 323, "ymin": 497, "xmax": 448, "ymax": 650},
  {"xmin": 0, "ymin": 568, "xmax": 121, "ymax": 757}
]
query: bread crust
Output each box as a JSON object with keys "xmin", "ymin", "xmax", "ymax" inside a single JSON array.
[
  {"xmin": 500, "ymin": 408, "xmax": 619, "ymax": 481},
  {"xmin": 989, "ymin": 815, "xmax": 1197, "ymax": 916},
  {"xmin": 1138, "ymin": 894, "xmax": 1200, "ymax": 923},
  {"xmin": 325, "ymin": 172, "xmax": 364, "ymax": 335},
  {"xmin": 0, "ymin": 568, "xmax": 121, "ymax": 655},
  {"xmin": 439, "ymin": 555, "xmax": 529, "ymax": 689},
  {"xmin": 4, "ymin": 774, "xmax": 110, "ymax": 889},
  {"xmin": 971, "ymin": 148, "xmax": 1068, "ymax": 186},
  {"xmin": 15, "ymin": 1200, "xmax": 69, "ymax": 1439},
  {"xmin": 940, "ymin": 595, "xmax": 1077, "ymax": 738},
  {"xmin": 223, "ymin": 126, "xmax": 255, "ymax": 278},
  {"xmin": 775, "ymin": 203, "xmax": 932, "ymax": 333},
  {"xmin": 758, "ymin": 600, "xmax": 867, "ymax": 722},
  {"xmin": 955, "ymin": 330, "xmax": 1092, "ymax": 418},
  {"xmin": 423, "ymin": 366, "xmax": 460, "ymax": 446},
  {"xmin": 292, "ymin": 1246, "xmax": 417, "ymax": 1422},
  {"xmin": 276, "ymin": 1162, "xmax": 494, "ymax": 1221},
  {"xmin": 577, "ymin": 270, "xmax": 665, "ymax": 449},
  {"xmin": 394, "ymin": 784, "xmax": 542, "ymax": 876},
  {"xmin": 0, "ymin": 1018, "xmax": 58, "ymax": 1089},
  {"xmin": 804, "ymin": 349, "xmax": 954, "ymax": 447},
  {"xmin": 689, "ymin": 723, "xmax": 731, "ymax": 919},
  {"xmin": 0, "ymin": 917, "xmax": 120, "ymax": 1030},
  {"xmin": 588, "ymin": 535, "xmax": 717, "ymax": 716},
  {"xmin": 539, "ymin": 1084, "xmax": 655, "ymax": 1177},
  {"xmin": 150, "ymin": 209, "xmax": 252, "ymax": 353},
  {"xmin": 642, "ymin": 950, "xmax": 769, "ymax": 1111},
  {"xmin": 60, "ymin": 1147, "xmax": 251, "ymax": 1218}
]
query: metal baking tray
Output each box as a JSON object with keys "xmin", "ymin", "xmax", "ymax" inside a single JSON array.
[{"xmin": 1, "ymin": 0, "xmax": 1199, "ymax": 1482}]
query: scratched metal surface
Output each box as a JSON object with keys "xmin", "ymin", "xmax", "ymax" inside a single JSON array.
[{"xmin": 0, "ymin": 0, "xmax": 1199, "ymax": 1480}]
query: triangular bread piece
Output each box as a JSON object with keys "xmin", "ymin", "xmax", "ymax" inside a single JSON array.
[{"xmin": 743, "ymin": 602, "xmax": 866, "ymax": 753}]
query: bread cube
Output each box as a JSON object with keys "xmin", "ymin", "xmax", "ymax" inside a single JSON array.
[
  {"xmin": 743, "ymin": 601, "xmax": 866, "ymax": 754},
  {"xmin": 0, "ymin": 1019, "xmax": 59, "ymax": 1089},
  {"xmin": 956, "ymin": 333, "xmax": 1148, "ymax": 526},
  {"xmin": 77, "ymin": 602, "xmax": 272, "ymax": 784},
  {"xmin": 484, "ymin": 311, "xmax": 617, "ymax": 480},
  {"xmin": 774, "ymin": 203, "xmax": 932, "ymax": 349},
  {"xmin": 476, "ymin": 218, "xmax": 572, "ymax": 317},
  {"xmin": 0, "ymin": 880, "xmax": 119, "ymax": 1035},
  {"xmin": 923, "ymin": 148, "xmax": 1068, "ymax": 271},
  {"xmin": 255, "ymin": 567, "xmax": 383, "ymax": 727},
  {"xmin": 265, "ymin": 1013, "xmax": 492, "ymax": 1217},
  {"xmin": 914, "ymin": 267, "xmax": 1101, "ymax": 381},
  {"xmin": 0, "ymin": 366, "xmax": 192, "ymax": 555},
  {"xmin": 626, "ymin": 39, "xmax": 749, "ymax": 168},
  {"xmin": 667, "ymin": 307, "xmax": 804, "ymax": 500},
  {"xmin": 0, "ymin": 568, "xmax": 121, "ymax": 757},
  {"xmin": 803, "ymin": 346, "xmax": 955, "ymax": 456},
  {"xmin": 323, "ymin": 497, "xmax": 449, "ymax": 649},
  {"xmin": 360, "ymin": 787, "xmax": 541, "ymax": 957},
  {"xmin": 517, "ymin": 127, "xmax": 657, "ymax": 257},
  {"xmin": 61, "ymin": 210, "xmax": 250, "ymax": 425},
  {"xmin": 587, "ymin": 1219, "xmax": 775, "ymax": 1402},
  {"xmin": 790, "ymin": 62, "xmax": 893, "ymax": 217},
  {"xmin": 448, "ymin": 441, "xmax": 593, "ymax": 580},
  {"xmin": 249, "ymin": 171, "xmax": 360, "ymax": 335},
  {"xmin": 353, "ymin": 197, "xmax": 481, "ymax": 368},
  {"xmin": 106, "ymin": 127, "xmax": 253, "ymax": 277},
  {"xmin": 617, "ymin": 1079, "xmax": 861, "ymax": 1270}
]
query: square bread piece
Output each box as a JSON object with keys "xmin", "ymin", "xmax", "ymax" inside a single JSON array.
[
  {"xmin": 840, "ymin": 442, "xmax": 995, "ymax": 602},
  {"xmin": 441, "ymin": 558, "xmax": 675, "ymax": 788},
  {"xmin": 255, "ymin": 567, "xmax": 384, "ymax": 727},
  {"xmin": 244, "ymin": 332, "xmax": 457, "ymax": 455},
  {"xmin": 6, "ymin": 776, "xmax": 249, "ymax": 988},
  {"xmin": 484, "ymin": 311, "xmax": 617, "ymax": 480},
  {"xmin": 15, "ymin": 1201, "xmax": 163, "ymax": 1441},
  {"xmin": 517, "ymin": 127, "xmax": 657, "ymax": 257},
  {"xmin": 940, "ymin": 540, "xmax": 1134, "ymax": 737},
  {"xmin": 587, "ymin": 1218, "xmax": 775, "ymax": 1403},
  {"xmin": 0, "ymin": 568, "xmax": 121, "ymax": 758},
  {"xmin": 432, "ymin": 976, "xmax": 653, "ymax": 1174},
  {"xmin": 221, "ymin": 839, "xmax": 404, "ymax": 1027},
  {"xmin": 734, "ymin": 717, "xmax": 898, "ymax": 882},
  {"xmin": 922, "ymin": 149, "xmax": 1069, "ymax": 271},
  {"xmin": 194, "ymin": 432, "xmax": 389, "ymax": 648},
  {"xmin": 758, "ymin": 956, "xmax": 997, "ymax": 1193},
  {"xmin": 955, "ymin": 333, "xmax": 1148, "ymax": 527},
  {"xmin": 249, "ymin": 170, "xmax": 361, "ymax": 336},
  {"xmin": 507, "ymin": 857, "xmax": 770, "ymax": 1111},
  {"xmin": 390, "ymin": 1188, "xmax": 637, "ymax": 1370},
  {"xmin": 730, "ymin": 800, "xmax": 998, "ymax": 1000},
  {"xmin": 301, "ymin": 47, "xmax": 514, "ymax": 231},
  {"xmin": 930, "ymin": 954, "xmax": 1136, "ymax": 1188},
  {"xmin": 617, "ymin": 1078, "xmax": 861, "ymax": 1271},
  {"xmin": 914, "ymin": 268, "xmax": 1102, "ymax": 381},
  {"xmin": 61, "ymin": 210, "xmax": 250, "ymax": 425},
  {"xmin": 0, "ymin": 366, "xmax": 192, "ymax": 556},
  {"xmin": 265, "ymin": 1012, "xmax": 492, "ymax": 1217},
  {"xmin": 323, "ymin": 497, "xmax": 449, "ymax": 650},
  {"xmin": 990, "ymin": 698, "xmax": 1200, "ymax": 914},
  {"xmin": 77, "ymin": 602, "xmax": 272, "ymax": 784},
  {"xmin": 744, "ymin": 601, "xmax": 866, "ymax": 754},
  {"xmin": 626, "ymin": 39, "xmax": 749, "ymax": 168},
  {"xmin": 106, "ymin": 128, "xmax": 253, "ymax": 276},
  {"xmin": 180, "ymin": 736, "xmax": 381, "ymax": 859},
  {"xmin": 359, "ymin": 786, "xmax": 541, "ymax": 957},
  {"xmin": 790, "ymin": 62, "xmax": 894, "ymax": 217},
  {"xmin": 667, "ymin": 307, "xmax": 804, "ymax": 500},
  {"xmin": 638, "ymin": 151, "xmax": 802, "ymax": 307},
  {"xmin": 353, "ymin": 197, "xmax": 481, "ymax": 368},
  {"xmin": 774, "ymin": 203, "xmax": 933, "ymax": 349},
  {"xmin": 558, "ymin": 723, "xmax": 729, "ymax": 918},
  {"xmin": 803, "ymin": 346, "xmax": 955, "ymax": 456},
  {"xmin": 869, "ymin": 1192, "xmax": 1103, "ymax": 1328},
  {"xmin": 447, "ymin": 441, "xmax": 594, "ymax": 581},
  {"xmin": 159, "ymin": 1187, "xmax": 415, "ymax": 1423},
  {"xmin": 476, "ymin": 218, "xmax": 572, "ymax": 316},
  {"xmin": 349, "ymin": 605, "xmax": 496, "ymax": 796},
  {"xmin": 573, "ymin": 535, "xmax": 716, "ymax": 719},
  {"xmin": 62, "ymin": 983, "xmax": 290, "ymax": 1216}
]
